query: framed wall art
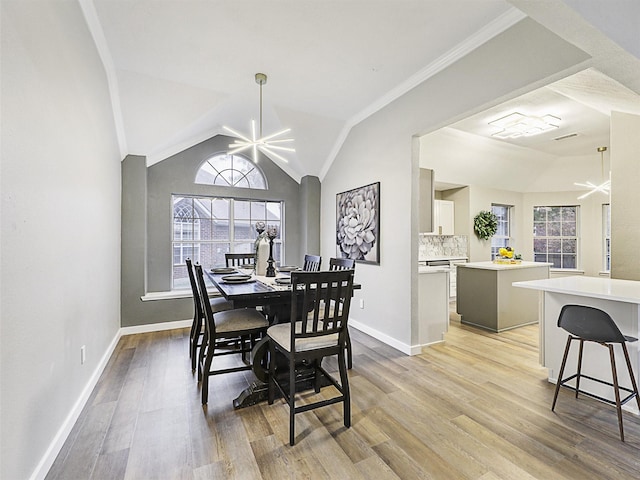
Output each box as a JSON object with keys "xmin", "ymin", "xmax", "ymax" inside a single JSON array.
[{"xmin": 336, "ymin": 182, "xmax": 380, "ymax": 265}]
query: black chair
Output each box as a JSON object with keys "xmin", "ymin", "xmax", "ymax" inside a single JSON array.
[
  {"xmin": 194, "ymin": 264, "xmax": 268, "ymax": 405},
  {"xmin": 186, "ymin": 258, "xmax": 234, "ymax": 372},
  {"xmin": 225, "ymin": 253, "xmax": 256, "ymax": 268},
  {"xmin": 302, "ymin": 254, "xmax": 321, "ymax": 272},
  {"xmin": 329, "ymin": 257, "xmax": 356, "ymax": 369},
  {"xmin": 268, "ymin": 269, "xmax": 355, "ymax": 445},
  {"xmin": 552, "ymin": 304, "xmax": 640, "ymax": 441}
]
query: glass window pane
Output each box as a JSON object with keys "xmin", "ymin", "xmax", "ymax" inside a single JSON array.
[
  {"xmin": 267, "ymin": 202, "xmax": 281, "ymax": 222},
  {"xmin": 212, "ymin": 219, "xmax": 229, "ymax": 241},
  {"xmin": 251, "ymin": 201, "xmax": 266, "ymax": 220},
  {"xmin": 562, "ymin": 239, "xmax": 576, "ymax": 254},
  {"xmin": 234, "ymin": 220, "xmax": 253, "ymax": 240},
  {"xmin": 548, "ymin": 254, "xmax": 561, "ymax": 268},
  {"xmin": 534, "ymin": 238, "xmax": 547, "ymax": 253},
  {"xmin": 235, "ymin": 200, "xmax": 250, "ymax": 219},
  {"xmin": 562, "ymin": 206, "xmax": 576, "ymax": 222},
  {"xmin": 234, "ymin": 242, "xmax": 254, "ymax": 253},
  {"xmin": 198, "ymin": 220, "xmax": 212, "ymax": 241},
  {"xmin": 548, "ymin": 239, "xmax": 561, "ymax": 253},
  {"xmin": 562, "ymin": 221, "xmax": 576, "ymax": 236},
  {"xmin": 212, "ymin": 198, "xmax": 230, "ymax": 220},
  {"xmin": 548, "ymin": 222, "xmax": 561, "ymax": 236},
  {"xmin": 562, "ymin": 255, "xmax": 576, "ymax": 269},
  {"xmin": 533, "ymin": 207, "xmax": 547, "ymax": 222},
  {"xmin": 534, "ymin": 253, "xmax": 547, "ymax": 263},
  {"xmin": 549, "ymin": 207, "xmax": 562, "ymax": 221},
  {"xmin": 534, "ymin": 222, "xmax": 546, "ymax": 236}
]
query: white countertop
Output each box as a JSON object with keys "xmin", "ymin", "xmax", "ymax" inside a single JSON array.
[
  {"xmin": 419, "ymin": 266, "xmax": 450, "ymax": 274},
  {"xmin": 460, "ymin": 261, "xmax": 550, "ymax": 271},
  {"xmin": 513, "ymin": 275, "xmax": 640, "ymax": 304},
  {"xmin": 420, "ymin": 256, "xmax": 468, "ymax": 262}
]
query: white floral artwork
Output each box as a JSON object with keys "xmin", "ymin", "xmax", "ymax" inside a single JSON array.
[{"xmin": 336, "ymin": 182, "xmax": 380, "ymax": 264}]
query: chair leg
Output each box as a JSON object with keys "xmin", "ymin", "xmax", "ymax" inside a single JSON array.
[
  {"xmin": 608, "ymin": 344, "xmax": 625, "ymax": 441},
  {"xmin": 621, "ymin": 343, "xmax": 640, "ymax": 411},
  {"xmin": 201, "ymin": 342, "xmax": 214, "ymax": 405},
  {"xmin": 289, "ymin": 354, "xmax": 296, "ymax": 446},
  {"xmin": 346, "ymin": 329, "xmax": 353, "ymax": 370},
  {"xmin": 575, "ymin": 339, "xmax": 584, "ymax": 399},
  {"xmin": 338, "ymin": 346, "xmax": 351, "ymax": 428},
  {"xmin": 268, "ymin": 341, "xmax": 276, "ymax": 405},
  {"xmin": 552, "ymin": 336, "xmax": 573, "ymax": 411},
  {"xmin": 190, "ymin": 314, "xmax": 202, "ymax": 372}
]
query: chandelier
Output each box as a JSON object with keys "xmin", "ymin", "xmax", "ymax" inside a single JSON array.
[
  {"xmin": 223, "ymin": 73, "xmax": 295, "ymax": 164},
  {"xmin": 575, "ymin": 146, "xmax": 610, "ymax": 200}
]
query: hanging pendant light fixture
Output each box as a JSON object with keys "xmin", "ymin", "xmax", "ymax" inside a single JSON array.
[
  {"xmin": 223, "ymin": 73, "xmax": 294, "ymax": 164},
  {"xmin": 575, "ymin": 146, "xmax": 610, "ymax": 200}
]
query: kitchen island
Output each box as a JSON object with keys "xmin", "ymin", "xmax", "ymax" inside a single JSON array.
[
  {"xmin": 513, "ymin": 276, "xmax": 640, "ymax": 414},
  {"xmin": 456, "ymin": 261, "xmax": 550, "ymax": 332}
]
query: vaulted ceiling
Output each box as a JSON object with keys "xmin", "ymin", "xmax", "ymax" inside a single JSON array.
[{"xmin": 83, "ymin": 1, "xmax": 639, "ymax": 182}]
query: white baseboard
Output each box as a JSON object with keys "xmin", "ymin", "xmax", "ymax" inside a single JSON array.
[
  {"xmin": 30, "ymin": 328, "xmax": 122, "ymax": 480},
  {"xmin": 120, "ymin": 318, "xmax": 192, "ymax": 336},
  {"xmin": 349, "ymin": 319, "xmax": 412, "ymax": 355},
  {"xmin": 30, "ymin": 318, "xmax": 192, "ymax": 480}
]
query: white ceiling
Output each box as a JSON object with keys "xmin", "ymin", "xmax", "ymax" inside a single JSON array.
[
  {"xmin": 87, "ymin": 0, "xmax": 520, "ymax": 179},
  {"xmin": 84, "ymin": 1, "xmax": 640, "ymax": 182}
]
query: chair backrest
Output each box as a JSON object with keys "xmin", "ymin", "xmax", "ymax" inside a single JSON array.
[
  {"xmin": 225, "ymin": 253, "xmax": 256, "ymax": 267},
  {"xmin": 194, "ymin": 264, "xmax": 216, "ymax": 337},
  {"xmin": 302, "ymin": 254, "xmax": 322, "ymax": 272},
  {"xmin": 557, "ymin": 304, "xmax": 626, "ymax": 343},
  {"xmin": 329, "ymin": 257, "xmax": 355, "ymax": 271},
  {"xmin": 289, "ymin": 270, "xmax": 354, "ymax": 346},
  {"xmin": 186, "ymin": 258, "xmax": 203, "ymax": 320}
]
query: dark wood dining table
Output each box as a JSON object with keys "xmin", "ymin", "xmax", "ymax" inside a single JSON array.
[{"xmin": 204, "ymin": 268, "xmax": 359, "ymax": 408}]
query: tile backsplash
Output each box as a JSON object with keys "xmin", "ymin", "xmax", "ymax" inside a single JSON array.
[{"xmin": 419, "ymin": 234, "xmax": 468, "ymax": 259}]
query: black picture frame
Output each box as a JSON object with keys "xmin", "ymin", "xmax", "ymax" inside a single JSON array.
[{"xmin": 335, "ymin": 182, "xmax": 380, "ymax": 265}]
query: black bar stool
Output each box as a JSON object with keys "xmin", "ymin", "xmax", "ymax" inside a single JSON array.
[{"xmin": 552, "ymin": 304, "xmax": 640, "ymax": 441}]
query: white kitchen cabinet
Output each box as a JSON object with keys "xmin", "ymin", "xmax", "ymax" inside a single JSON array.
[{"xmin": 432, "ymin": 199, "xmax": 455, "ymax": 235}]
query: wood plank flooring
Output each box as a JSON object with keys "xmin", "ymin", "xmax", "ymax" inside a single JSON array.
[{"xmin": 46, "ymin": 311, "xmax": 640, "ymax": 479}]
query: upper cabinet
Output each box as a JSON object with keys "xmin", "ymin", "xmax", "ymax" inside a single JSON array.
[
  {"xmin": 433, "ymin": 199, "xmax": 455, "ymax": 235},
  {"xmin": 419, "ymin": 168, "xmax": 434, "ymax": 233}
]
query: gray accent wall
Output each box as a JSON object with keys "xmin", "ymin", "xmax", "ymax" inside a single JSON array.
[{"xmin": 121, "ymin": 135, "xmax": 315, "ymax": 327}]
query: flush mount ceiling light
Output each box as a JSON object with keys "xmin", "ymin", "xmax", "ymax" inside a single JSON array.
[
  {"xmin": 223, "ymin": 73, "xmax": 294, "ymax": 164},
  {"xmin": 575, "ymin": 146, "xmax": 610, "ymax": 200},
  {"xmin": 488, "ymin": 112, "xmax": 560, "ymax": 139}
]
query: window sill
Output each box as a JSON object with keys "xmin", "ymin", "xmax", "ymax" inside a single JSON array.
[
  {"xmin": 140, "ymin": 288, "xmax": 222, "ymax": 302},
  {"xmin": 549, "ymin": 268, "xmax": 585, "ymax": 275}
]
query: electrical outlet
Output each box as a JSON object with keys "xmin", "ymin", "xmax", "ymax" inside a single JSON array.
[
  {"xmin": 80, "ymin": 345, "xmax": 86, "ymax": 365},
  {"xmin": 359, "ymin": 299, "xmax": 364, "ymax": 309}
]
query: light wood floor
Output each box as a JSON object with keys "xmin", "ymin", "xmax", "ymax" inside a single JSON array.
[{"xmin": 46, "ymin": 312, "xmax": 640, "ymax": 479}]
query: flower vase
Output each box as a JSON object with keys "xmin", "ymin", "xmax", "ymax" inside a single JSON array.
[{"xmin": 255, "ymin": 236, "xmax": 269, "ymax": 275}]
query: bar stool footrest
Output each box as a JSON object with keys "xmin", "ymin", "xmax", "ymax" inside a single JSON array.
[{"xmin": 559, "ymin": 373, "xmax": 638, "ymax": 406}]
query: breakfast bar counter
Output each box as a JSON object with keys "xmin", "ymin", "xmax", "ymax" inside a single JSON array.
[
  {"xmin": 456, "ymin": 261, "xmax": 550, "ymax": 332},
  {"xmin": 513, "ymin": 276, "xmax": 640, "ymax": 414}
]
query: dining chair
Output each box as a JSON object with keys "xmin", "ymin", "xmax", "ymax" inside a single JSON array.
[
  {"xmin": 225, "ymin": 253, "xmax": 256, "ymax": 268},
  {"xmin": 194, "ymin": 264, "xmax": 269, "ymax": 405},
  {"xmin": 552, "ymin": 304, "xmax": 640, "ymax": 441},
  {"xmin": 267, "ymin": 269, "xmax": 355, "ymax": 445},
  {"xmin": 329, "ymin": 257, "xmax": 356, "ymax": 369},
  {"xmin": 302, "ymin": 254, "xmax": 322, "ymax": 272},
  {"xmin": 185, "ymin": 258, "xmax": 234, "ymax": 372}
]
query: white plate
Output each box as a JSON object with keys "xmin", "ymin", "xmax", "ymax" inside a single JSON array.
[
  {"xmin": 277, "ymin": 265, "xmax": 299, "ymax": 272},
  {"xmin": 211, "ymin": 267, "xmax": 236, "ymax": 274},
  {"xmin": 221, "ymin": 274, "xmax": 254, "ymax": 283}
]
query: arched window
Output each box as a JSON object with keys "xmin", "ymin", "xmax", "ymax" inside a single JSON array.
[{"xmin": 195, "ymin": 153, "xmax": 267, "ymax": 189}]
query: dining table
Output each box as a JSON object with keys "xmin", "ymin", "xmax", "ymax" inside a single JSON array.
[{"xmin": 204, "ymin": 267, "xmax": 359, "ymax": 408}]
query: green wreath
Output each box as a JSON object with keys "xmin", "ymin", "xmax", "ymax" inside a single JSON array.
[{"xmin": 473, "ymin": 210, "xmax": 498, "ymax": 240}]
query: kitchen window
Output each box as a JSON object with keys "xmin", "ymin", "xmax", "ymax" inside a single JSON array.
[
  {"xmin": 171, "ymin": 195, "xmax": 283, "ymax": 289},
  {"xmin": 491, "ymin": 204, "xmax": 512, "ymax": 259},
  {"xmin": 533, "ymin": 206, "xmax": 578, "ymax": 269}
]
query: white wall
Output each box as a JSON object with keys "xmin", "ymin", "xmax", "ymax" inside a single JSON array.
[
  {"xmin": 610, "ymin": 111, "xmax": 640, "ymax": 280},
  {"xmin": 1, "ymin": 2, "xmax": 122, "ymax": 479},
  {"xmin": 321, "ymin": 17, "xmax": 591, "ymax": 353}
]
